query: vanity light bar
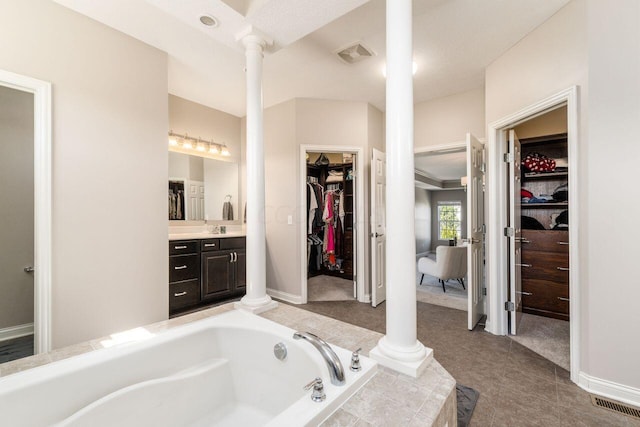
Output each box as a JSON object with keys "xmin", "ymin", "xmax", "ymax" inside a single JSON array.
[{"xmin": 168, "ymin": 131, "xmax": 230, "ymax": 156}]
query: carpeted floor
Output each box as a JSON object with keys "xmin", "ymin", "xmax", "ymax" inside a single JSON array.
[
  {"xmin": 296, "ymin": 300, "xmax": 640, "ymax": 427},
  {"xmin": 416, "ymin": 272, "xmax": 468, "ymax": 312},
  {"xmin": 0, "ymin": 335, "xmax": 34, "ymax": 364},
  {"xmin": 308, "ymin": 274, "xmax": 355, "ymax": 301},
  {"xmin": 510, "ymin": 313, "xmax": 570, "ymax": 371}
]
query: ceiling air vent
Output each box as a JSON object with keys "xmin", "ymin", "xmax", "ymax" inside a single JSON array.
[{"xmin": 336, "ymin": 42, "xmax": 375, "ymax": 64}]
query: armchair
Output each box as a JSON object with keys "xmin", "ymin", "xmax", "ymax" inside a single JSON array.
[{"xmin": 418, "ymin": 245, "xmax": 467, "ymax": 292}]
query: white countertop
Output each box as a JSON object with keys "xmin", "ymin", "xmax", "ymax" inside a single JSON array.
[{"xmin": 168, "ymin": 232, "xmax": 246, "ymax": 241}]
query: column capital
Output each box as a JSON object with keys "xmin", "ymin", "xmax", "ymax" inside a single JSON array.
[{"xmin": 236, "ymin": 25, "xmax": 273, "ymax": 50}]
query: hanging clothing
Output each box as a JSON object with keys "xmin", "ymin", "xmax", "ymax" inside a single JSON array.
[
  {"xmin": 307, "ymin": 183, "xmax": 318, "ymax": 234},
  {"xmin": 323, "ymin": 192, "xmax": 335, "ymax": 255},
  {"xmin": 339, "ymin": 191, "xmax": 345, "ymax": 232}
]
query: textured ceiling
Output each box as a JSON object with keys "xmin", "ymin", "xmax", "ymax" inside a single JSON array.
[{"xmin": 53, "ymin": 0, "xmax": 570, "ymax": 117}]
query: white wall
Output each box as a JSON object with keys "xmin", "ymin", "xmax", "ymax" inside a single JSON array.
[
  {"xmin": 415, "ymin": 188, "xmax": 432, "ymax": 255},
  {"xmin": 0, "ymin": 0, "xmax": 168, "ymax": 348},
  {"xmin": 584, "ymin": 0, "xmax": 640, "ymax": 391},
  {"xmin": 0, "ymin": 86, "xmax": 34, "ymax": 330},
  {"xmin": 414, "ymin": 88, "xmax": 485, "ymax": 148}
]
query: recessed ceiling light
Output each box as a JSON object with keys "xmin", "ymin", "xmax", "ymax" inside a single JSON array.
[{"xmin": 199, "ymin": 15, "xmax": 218, "ymax": 28}]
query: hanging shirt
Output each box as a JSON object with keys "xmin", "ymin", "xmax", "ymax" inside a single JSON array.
[{"xmin": 307, "ymin": 183, "xmax": 318, "ymax": 234}]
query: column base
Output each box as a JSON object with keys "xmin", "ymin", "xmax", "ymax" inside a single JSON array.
[
  {"xmin": 234, "ymin": 295, "xmax": 278, "ymax": 314},
  {"xmin": 369, "ymin": 336, "xmax": 433, "ymax": 378}
]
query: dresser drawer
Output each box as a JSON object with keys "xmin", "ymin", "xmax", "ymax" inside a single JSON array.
[
  {"xmin": 219, "ymin": 237, "xmax": 246, "ymax": 250},
  {"xmin": 521, "ymin": 230, "xmax": 569, "ymax": 254},
  {"xmin": 169, "ymin": 240, "xmax": 198, "ymax": 255},
  {"xmin": 521, "ymin": 251, "xmax": 569, "ymax": 283},
  {"xmin": 169, "ymin": 254, "xmax": 199, "ymax": 283},
  {"xmin": 169, "ymin": 280, "xmax": 200, "ymax": 312},
  {"xmin": 201, "ymin": 239, "xmax": 220, "ymax": 252},
  {"xmin": 522, "ymin": 278, "xmax": 569, "ymax": 315}
]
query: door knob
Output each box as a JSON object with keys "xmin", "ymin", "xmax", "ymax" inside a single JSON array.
[{"xmin": 24, "ymin": 266, "xmax": 34, "ymax": 273}]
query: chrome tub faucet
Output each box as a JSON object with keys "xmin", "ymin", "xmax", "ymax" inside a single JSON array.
[{"xmin": 293, "ymin": 332, "xmax": 346, "ymax": 386}]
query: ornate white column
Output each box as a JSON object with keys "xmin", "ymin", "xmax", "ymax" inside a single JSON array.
[
  {"xmin": 369, "ymin": 0, "xmax": 432, "ymax": 377},
  {"xmin": 235, "ymin": 33, "xmax": 277, "ymax": 313}
]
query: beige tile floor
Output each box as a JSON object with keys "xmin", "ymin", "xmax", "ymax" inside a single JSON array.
[{"xmin": 298, "ymin": 300, "xmax": 640, "ymax": 427}]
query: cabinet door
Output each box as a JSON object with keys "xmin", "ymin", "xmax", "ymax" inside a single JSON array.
[
  {"xmin": 201, "ymin": 251, "xmax": 233, "ymax": 300},
  {"xmin": 234, "ymin": 250, "xmax": 246, "ymax": 290}
]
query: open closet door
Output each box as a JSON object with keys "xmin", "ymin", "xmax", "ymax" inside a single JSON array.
[
  {"xmin": 371, "ymin": 148, "xmax": 386, "ymax": 307},
  {"xmin": 508, "ymin": 129, "xmax": 523, "ymax": 334},
  {"xmin": 466, "ymin": 133, "xmax": 485, "ymax": 330}
]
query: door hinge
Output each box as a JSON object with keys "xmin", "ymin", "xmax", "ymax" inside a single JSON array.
[
  {"xmin": 503, "ymin": 153, "xmax": 513, "ymax": 163},
  {"xmin": 482, "ymin": 287, "xmax": 487, "ymax": 296},
  {"xmin": 505, "ymin": 301, "xmax": 515, "ymax": 311},
  {"xmin": 504, "ymin": 227, "xmax": 514, "ymax": 237},
  {"xmin": 480, "ymin": 163, "xmax": 486, "ymax": 173}
]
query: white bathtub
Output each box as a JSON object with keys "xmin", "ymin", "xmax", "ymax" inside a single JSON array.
[{"xmin": 0, "ymin": 309, "xmax": 377, "ymax": 426}]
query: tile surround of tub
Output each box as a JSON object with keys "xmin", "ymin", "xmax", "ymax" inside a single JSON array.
[{"xmin": 0, "ymin": 302, "xmax": 456, "ymax": 427}]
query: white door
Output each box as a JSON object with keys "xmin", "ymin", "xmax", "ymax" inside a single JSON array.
[
  {"xmin": 466, "ymin": 133, "xmax": 485, "ymax": 330},
  {"xmin": 371, "ymin": 148, "xmax": 386, "ymax": 307},
  {"xmin": 508, "ymin": 129, "xmax": 523, "ymax": 334}
]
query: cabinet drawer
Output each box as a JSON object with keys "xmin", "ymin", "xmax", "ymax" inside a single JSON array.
[
  {"xmin": 522, "ymin": 278, "xmax": 569, "ymax": 315},
  {"xmin": 201, "ymin": 239, "xmax": 220, "ymax": 252},
  {"xmin": 169, "ymin": 280, "xmax": 200, "ymax": 312},
  {"xmin": 169, "ymin": 254, "xmax": 199, "ymax": 283},
  {"xmin": 220, "ymin": 237, "xmax": 246, "ymax": 250},
  {"xmin": 521, "ymin": 230, "xmax": 569, "ymax": 253},
  {"xmin": 521, "ymin": 251, "xmax": 569, "ymax": 283},
  {"xmin": 169, "ymin": 240, "xmax": 198, "ymax": 255}
]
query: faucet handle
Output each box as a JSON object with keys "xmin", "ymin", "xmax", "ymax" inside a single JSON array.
[
  {"xmin": 304, "ymin": 377, "xmax": 326, "ymax": 402},
  {"xmin": 350, "ymin": 348, "xmax": 362, "ymax": 372}
]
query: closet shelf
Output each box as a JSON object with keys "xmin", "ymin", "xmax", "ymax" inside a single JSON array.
[
  {"xmin": 523, "ymin": 171, "xmax": 568, "ymax": 180},
  {"xmin": 522, "ymin": 202, "xmax": 568, "ymax": 208}
]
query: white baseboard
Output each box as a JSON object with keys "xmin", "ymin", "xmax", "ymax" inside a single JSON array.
[
  {"xmin": 267, "ymin": 288, "xmax": 303, "ymax": 305},
  {"xmin": 579, "ymin": 371, "xmax": 640, "ymax": 408},
  {"xmin": 0, "ymin": 323, "xmax": 34, "ymax": 342}
]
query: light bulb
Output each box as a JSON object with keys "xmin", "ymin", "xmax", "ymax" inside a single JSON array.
[
  {"xmin": 221, "ymin": 147, "xmax": 230, "ymax": 156},
  {"xmin": 168, "ymin": 137, "xmax": 178, "ymax": 146},
  {"xmin": 196, "ymin": 142, "xmax": 206, "ymax": 152},
  {"xmin": 183, "ymin": 140, "xmax": 193, "ymax": 149},
  {"xmin": 209, "ymin": 145, "xmax": 219, "ymax": 154}
]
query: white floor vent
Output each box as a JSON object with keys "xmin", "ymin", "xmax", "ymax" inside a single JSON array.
[{"xmin": 591, "ymin": 395, "xmax": 640, "ymax": 420}]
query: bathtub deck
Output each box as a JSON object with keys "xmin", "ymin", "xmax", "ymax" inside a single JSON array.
[{"xmin": 0, "ymin": 302, "xmax": 456, "ymax": 427}]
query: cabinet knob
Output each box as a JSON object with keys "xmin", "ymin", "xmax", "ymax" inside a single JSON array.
[
  {"xmin": 174, "ymin": 291, "xmax": 187, "ymax": 297},
  {"xmin": 557, "ymin": 297, "xmax": 570, "ymax": 302},
  {"xmin": 204, "ymin": 243, "xmax": 216, "ymax": 247},
  {"xmin": 516, "ymin": 263, "xmax": 532, "ymax": 268},
  {"xmin": 174, "ymin": 265, "xmax": 187, "ymax": 270},
  {"xmin": 557, "ymin": 242, "xmax": 569, "ymax": 245},
  {"xmin": 556, "ymin": 267, "xmax": 569, "ymax": 271},
  {"xmin": 174, "ymin": 245, "xmax": 187, "ymax": 250}
]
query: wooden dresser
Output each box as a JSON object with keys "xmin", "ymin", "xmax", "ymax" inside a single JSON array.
[{"xmin": 521, "ymin": 230, "xmax": 569, "ymax": 320}]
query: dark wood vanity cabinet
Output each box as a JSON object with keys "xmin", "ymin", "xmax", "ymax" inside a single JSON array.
[
  {"xmin": 169, "ymin": 236, "xmax": 246, "ymax": 315},
  {"xmin": 201, "ymin": 237, "xmax": 246, "ymax": 301},
  {"xmin": 169, "ymin": 241, "xmax": 201, "ymax": 314}
]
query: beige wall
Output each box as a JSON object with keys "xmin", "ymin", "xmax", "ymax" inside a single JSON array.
[
  {"xmin": 414, "ymin": 88, "xmax": 485, "ymax": 148},
  {"xmin": 259, "ymin": 98, "xmax": 383, "ymax": 299},
  {"xmin": 584, "ymin": 0, "xmax": 640, "ymax": 390},
  {"xmin": 486, "ymin": 0, "xmax": 589, "ymax": 376},
  {"xmin": 0, "ymin": 0, "xmax": 169, "ymax": 348},
  {"xmin": 0, "ymin": 86, "xmax": 34, "ymax": 330},
  {"xmin": 487, "ymin": 0, "xmax": 640, "ymax": 393},
  {"xmin": 169, "ymin": 95, "xmax": 242, "ymax": 164},
  {"xmin": 514, "ymin": 106, "xmax": 568, "ymax": 139}
]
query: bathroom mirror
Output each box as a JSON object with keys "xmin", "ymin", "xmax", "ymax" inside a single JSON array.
[{"xmin": 168, "ymin": 151, "xmax": 240, "ymax": 223}]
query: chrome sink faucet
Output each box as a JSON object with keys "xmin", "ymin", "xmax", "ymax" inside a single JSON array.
[{"xmin": 293, "ymin": 332, "xmax": 346, "ymax": 386}]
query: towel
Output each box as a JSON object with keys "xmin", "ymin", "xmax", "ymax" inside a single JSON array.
[{"xmin": 222, "ymin": 201, "xmax": 233, "ymax": 220}]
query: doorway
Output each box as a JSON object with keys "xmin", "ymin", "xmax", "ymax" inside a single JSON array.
[
  {"xmin": 487, "ymin": 86, "xmax": 580, "ymax": 382},
  {"xmin": 300, "ymin": 146, "xmax": 366, "ymax": 304},
  {"xmin": 0, "ymin": 70, "xmax": 52, "ymax": 359}
]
